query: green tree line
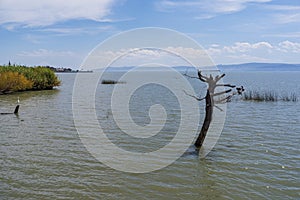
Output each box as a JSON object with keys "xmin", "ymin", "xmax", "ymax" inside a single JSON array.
[{"xmin": 0, "ymin": 65, "xmax": 61, "ymax": 94}]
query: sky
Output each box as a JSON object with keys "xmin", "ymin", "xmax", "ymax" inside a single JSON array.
[{"xmin": 0, "ymin": 0, "xmax": 300, "ymax": 69}]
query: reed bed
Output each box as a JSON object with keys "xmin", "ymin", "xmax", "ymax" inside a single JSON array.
[
  {"xmin": 101, "ymin": 80, "xmax": 126, "ymax": 84},
  {"xmin": 243, "ymin": 90, "xmax": 298, "ymax": 102}
]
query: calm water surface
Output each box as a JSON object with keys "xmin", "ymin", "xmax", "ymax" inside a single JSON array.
[{"xmin": 0, "ymin": 71, "xmax": 299, "ymax": 199}]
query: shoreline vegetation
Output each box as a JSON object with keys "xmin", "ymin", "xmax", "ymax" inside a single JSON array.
[
  {"xmin": 101, "ymin": 80, "xmax": 126, "ymax": 84},
  {"xmin": 0, "ymin": 65, "xmax": 61, "ymax": 95},
  {"xmin": 243, "ymin": 90, "xmax": 298, "ymax": 102}
]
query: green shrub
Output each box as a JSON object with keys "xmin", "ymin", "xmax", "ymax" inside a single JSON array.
[
  {"xmin": 22, "ymin": 67, "xmax": 61, "ymax": 90},
  {"xmin": 0, "ymin": 71, "xmax": 33, "ymax": 94},
  {"xmin": 0, "ymin": 65, "xmax": 61, "ymax": 93}
]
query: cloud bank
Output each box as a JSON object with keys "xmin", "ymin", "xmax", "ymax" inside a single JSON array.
[
  {"xmin": 16, "ymin": 40, "xmax": 300, "ymax": 68},
  {"xmin": 0, "ymin": 0, "xmax": 116, "ymax": 27},
  {"xmin": 156, "ymin": 0, "xmax": 272, "ymax": 18}
]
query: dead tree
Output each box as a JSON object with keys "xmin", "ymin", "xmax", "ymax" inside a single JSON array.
[{"xmin": 184, "ymin": 70, "xmax": 242, "ymax": 149}]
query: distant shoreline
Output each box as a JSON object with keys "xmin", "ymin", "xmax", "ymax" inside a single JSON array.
[{"xmin": 55, "ymin": 71, "xmax": 93, "ymax": 73}]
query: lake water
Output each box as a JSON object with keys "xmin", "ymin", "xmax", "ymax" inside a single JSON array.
[{"xmin": 0, "ymin": 71, "xmax": 299, "ymax": 199}]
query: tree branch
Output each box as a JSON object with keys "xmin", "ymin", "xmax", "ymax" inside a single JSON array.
[
  {"xmin": 214, "ymin": 104, "xmax": 223, "ymax": 111},
  {"xmin": 197, "ymin": 71, "xmax": 209, "ymax": 82},
  {"xmin": 212, "ymin": 89, "xmax": 232, "ymax": 97},
  {"xmin": 183, "ymin": 73, "xmax": 200, "ymax": 80},
  {"xmin": 183, "ymin": 90, "xmax": 206, "ymax": 101},
  {"xmin": 216, "ymin": 84, "xmax": 236, "ymax": 88},
  {"xmin": 215, "ymin": 94, "xmax": 233, "ymax": 104},
  {"xmin": 215, "ymin": 73, "xmax": 225, "ymax": 82}
]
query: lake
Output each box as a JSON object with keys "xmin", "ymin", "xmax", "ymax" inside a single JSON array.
[{"xmin": 0, "ymin": 71, "xmax": 299, "ymax": 199}]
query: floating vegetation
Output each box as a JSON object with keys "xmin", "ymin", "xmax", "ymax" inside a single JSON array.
[
  {"xmin": 243, "ymin": 90, "xmax": 298, "ymax": 102},
  {"xmin": 101, "ymin": 80, "xmax": 126, "ymax": 84}
]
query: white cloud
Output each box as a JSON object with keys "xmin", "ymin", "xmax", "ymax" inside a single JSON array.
[
  {"xmin": 252, "ymin": 42, "xmax": 273, "ymax": 49},
  {"xmin": 278, "ymin": 41, "xmax": 300, "ymax": 53},
  {"xmin": 0, "ymin": 0, "xmax": 116, "ymax": 27},
  {"xmin": 219, "ymin": 42, "xmax": 273, "ymax": 53},
  {"xmin": 83, "ymin": 41, "xmax": 300, "ymax": 69},
  {"xmin": 263, "ymin": 32, "xmax": 300, "ymax": 38},
  {"xmin": 82, "ymin": 47, "xmax": 213, "ymax": 69},
  {"xmin": 206, "ymin": 40, "xmax": 300, "ymax": 64},
  {"xmin": 264, "ymin": 4, "xmax": 300, "ymax": 24},
  {"xmin": 276, "ymin": 13, "xmax": 300, "ymax": 24},
  {"xmin": 12, "ymin": 42, "xmax": 300, "ymax": 68},
  {"xmin": 266, "ymin": 5, "xmax": 300, "ymax": 11},
  {"xmin": 15, "ymin": 49, "xmax": 82, "ymax": 67},
  {"xmin": 17, "ymin": 49, "xmax": 75, "ymax": 57},
  {"xmin": 35, "ymin": 26, "xmax": 114, "ymax": 36},
  {"xmin": 156, "ymin": 0, "xmax": 272, "ymax": 18}
]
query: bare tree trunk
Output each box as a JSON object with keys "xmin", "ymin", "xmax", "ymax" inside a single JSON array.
[
  {"xmin": 195, "ymin": 90, "xmax": 213, "ymax": 148},
  {"xmin": 184, "ymin": 70, "xmax": 239, "ymax": 150}
]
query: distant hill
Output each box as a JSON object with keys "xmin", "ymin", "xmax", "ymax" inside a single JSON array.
[{"xmin": 217, "ymin": 63, "xmax": 300, "ymax": 71}]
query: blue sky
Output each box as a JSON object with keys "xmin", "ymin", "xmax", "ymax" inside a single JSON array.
[{"xmin": 0, "ymin": 0, "xmax": 299, "ymax": 68}]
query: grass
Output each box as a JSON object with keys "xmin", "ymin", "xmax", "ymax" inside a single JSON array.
[
  {"xmin": 0, "ymin": 65, "xmax": 61, "ymax": 94},
  {"xmin": 243, "ymin": 90, "xmax": 298, "ymax": 102}
]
